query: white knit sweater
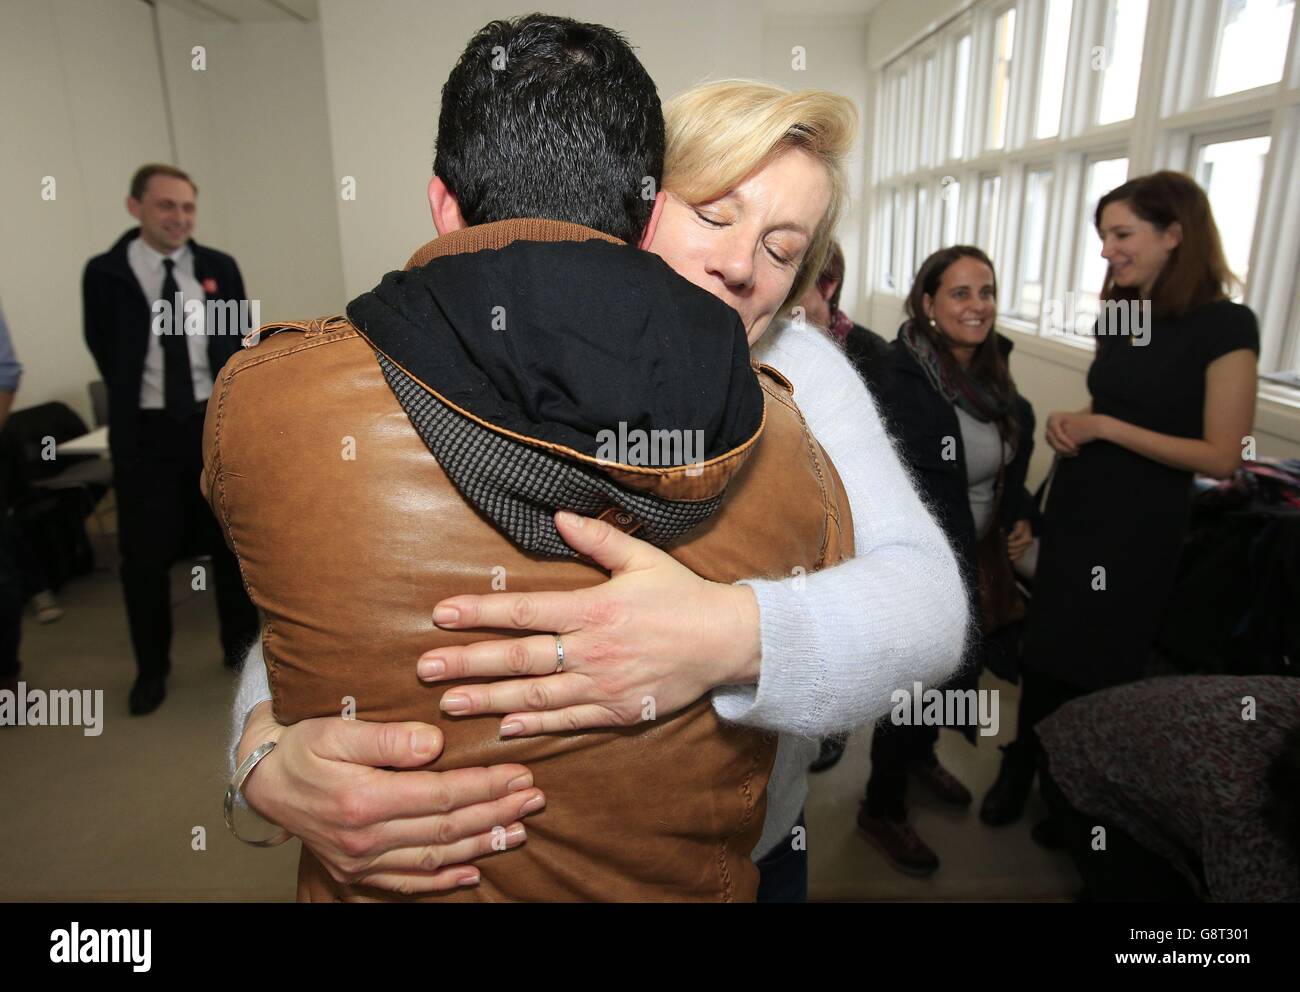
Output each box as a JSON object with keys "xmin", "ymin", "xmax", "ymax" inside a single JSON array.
[{"xmin": 227, "ymin": 317, "xmax": 969, "ymax": 862}]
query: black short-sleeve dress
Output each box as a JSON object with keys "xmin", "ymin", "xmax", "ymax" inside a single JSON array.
[{"xmin": 1020, "ymin": 299, "xmax": 1259, "ymax": 690}]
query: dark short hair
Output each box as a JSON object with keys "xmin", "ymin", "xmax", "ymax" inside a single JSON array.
[
  {"xmin": 433, "ymin": 14, "xmax": 664, "ymax": 244},
  {"xmin": 129, "ymin": 164, "xmax": 197, "ymax": 202}
]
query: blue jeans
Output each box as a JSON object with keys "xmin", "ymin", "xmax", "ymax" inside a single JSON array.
[{"xmin": 756, "ymin": 809, "xmax": 808, "ymax": 903}]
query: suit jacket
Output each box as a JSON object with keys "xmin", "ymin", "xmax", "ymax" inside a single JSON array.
[{"xmin": 82, "ymin": 227, "xmax": 248, "ymax": 459}]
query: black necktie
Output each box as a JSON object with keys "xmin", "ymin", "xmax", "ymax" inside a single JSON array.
[{"xmin": 160, "ymin": 257, "xmax": 194, "ymax": 421}]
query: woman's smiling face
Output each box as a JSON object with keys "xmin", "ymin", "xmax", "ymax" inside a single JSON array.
[
  {"xmin": 649, "ymin": 146, "xmax": 832, "ymax": 346},
  {"xmin": 1098, "ymin": 199, "xmax": 1182, "ymax": 298}
]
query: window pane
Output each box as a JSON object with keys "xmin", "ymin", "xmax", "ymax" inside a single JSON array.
[
  {"xmin": 1035, "ymin": 0, "xmax": 1074, "ymax": 138},
  {"xmin": 1016, "ymin": 168, "xmax": 1054, "ymax": 319},
  {"xmin": 921, "ymin": 56, "xmax": 937, "ymax": 163},
  {"xmin": 942, "ymin": 179, "xmax": 962, "ymax": 246},
  {"xmin": 1074, "ymin": 157, "xmax": 1129, "ymax": 331},
  {"xmin": 989, "ymin": 9, "xmax": 1017, "ymax": 149},
  {"xmin": 951, "ymin": 34, "xmax": 972, "ymax": 159},
  {"xmin": 882, "ymin": 189, "xmax": 899, "ymax": 291},
  {"xmin": 1212, "ymin": 0, "xmax": 1295, "ymax": 97},
  {"xmin": 1097, "ymin": 0, "xmax": 1148, "ymax": 124},
  {"xmin": 977, "ymin": 174, "xmax": 1002, "ymax": 261},
  {"xmin": 1196, "ymin": 135, "xmax": 1270, "ymax": 292},
  {"xmin": 897, "ymin": 72, "xmax": 911, "ymax": 174},
  {"xmin": 915, "ymin": 184, "xmax": 929, "ymax": 275},
  {"xmin": 902, "ymin": 188, "xmax": 917, "ymax": 289}
]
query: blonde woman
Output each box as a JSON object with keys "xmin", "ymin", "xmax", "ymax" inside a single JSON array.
[{"xmin": 231, "ymin": 77, "xmax": 968, "ymax": 901}]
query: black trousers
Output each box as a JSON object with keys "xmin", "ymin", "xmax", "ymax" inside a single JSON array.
[
  {"xmin": 865, "ymin": 721, "xmax": 940, "ymax": 819},
  {"xmin": 113, "ymin": 407, "xmax": 258, "ymax": 679},
  {"xmin": 0, "ymin": 507, "xmax": 24, "ymax": 680},
  {"xmin": 1014, "ymin": 667, "xmax": 1089, "ymax": 758}
]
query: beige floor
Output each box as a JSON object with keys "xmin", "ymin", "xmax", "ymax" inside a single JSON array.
[{"xmin": 1, "ymin": 531, "xmax": 1078, "ymax": 902}]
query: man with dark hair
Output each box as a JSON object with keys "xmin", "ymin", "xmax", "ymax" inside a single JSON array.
[
  {"xmin": 433, "ymin": 17, "xmax": 663, "ymax": 244},
  {"xmin": 208, "ymin": 13, "xmax": 851, "ymax": 902},
  {"xmin": 83, "ymin": 164, "xmax": 259, "ymax": 715}
]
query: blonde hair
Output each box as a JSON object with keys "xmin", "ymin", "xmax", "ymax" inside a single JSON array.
[{"xmin": 663, "ymin": 80, "xmax": 857, "ymax": 311}]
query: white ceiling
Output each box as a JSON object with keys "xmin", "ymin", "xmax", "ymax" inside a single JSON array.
[
  {"xmin": 153, "ymin": 0, "xmax": 319, "ymax": 23},
  {"xmin": 154, "ymin": 0, "xmax": 881, "ymax": 25}
]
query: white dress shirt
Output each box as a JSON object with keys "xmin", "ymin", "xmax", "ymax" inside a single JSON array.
[{"xmin": 127, "ymin": 237, "xmax": 213, "ymax": 409}]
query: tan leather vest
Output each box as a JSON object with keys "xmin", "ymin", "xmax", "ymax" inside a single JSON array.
[{"xmin": 203, "ymin": 220, "xmax": 853, "ymax": 901}]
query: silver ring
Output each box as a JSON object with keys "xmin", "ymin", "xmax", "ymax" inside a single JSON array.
[{"xmin": 553, "ymin": 634, "xmax": 565, "ymax": 673}]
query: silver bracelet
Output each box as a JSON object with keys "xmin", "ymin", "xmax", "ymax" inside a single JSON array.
[{"xmin": 224, "ymin": 740, "xmax": 293, "ymax": 848}]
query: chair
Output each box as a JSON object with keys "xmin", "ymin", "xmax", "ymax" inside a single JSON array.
[{"xmin": 1, "ymin": 402, "xmax": 111, "ymax": 582}]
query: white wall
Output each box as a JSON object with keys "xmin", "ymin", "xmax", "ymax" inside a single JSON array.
[
  {"xmin": 0, "ymin": 0, "xmax": 343, "ymax": 424},
  {"xmin": 317, "ymin": 0, "xmax": 871, "ymax": 300},
  {"xmin": 0, "ymin": 0, "xmax": 172, "ymax": 423},
  {"xmin": 760, "ymin": 15, "xmax": 871, "ymax": 319}
]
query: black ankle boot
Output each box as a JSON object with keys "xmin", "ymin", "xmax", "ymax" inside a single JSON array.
[{"xmin": 980, "ymin": 741, "xmax": 1036, "ymax": 826}]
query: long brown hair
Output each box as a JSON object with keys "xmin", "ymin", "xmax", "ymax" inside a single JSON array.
[
  {"xmin": 1094, "ymin": 170, "xmax": 1235, "ymax": 320},
  {"xmin": 905, "ymin": 245, "xmax": 1017, "ymax": 436}
]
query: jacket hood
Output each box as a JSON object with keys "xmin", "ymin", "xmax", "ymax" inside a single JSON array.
[{"xmin": 346, "ymin": 222, "xmax": 763, "ymax": 468}]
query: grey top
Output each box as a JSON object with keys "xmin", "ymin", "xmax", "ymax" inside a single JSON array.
[{"xmin": 955, "ymin": 405, "xmax": 1009, "ymax": 538}]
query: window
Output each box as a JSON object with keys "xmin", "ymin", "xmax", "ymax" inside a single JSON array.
[
  {"xmin": 989, "ymin": 8, "xmax": 1017, "ymax": 149},
  {"xmin": 1211, "ymin": 0, "xmax": 1295, "ymax": 98},
  {"xmin": 914, "ymin": 184, "xmax": 930, "ymax": 276},
  {"xmin": 1073, "ymin": 157, "xmax": 1129, "ymax": 330},
  {"xmin": 869, "ymin": 0, "xmax": 1298, "ymax": 378},
  {"xmin": 901, "ymin": 188, "xmax": 917, "ymax": 290},
  {"xmin": 1096, "ymin": 0, "xmax": 1147, "ymax": 125},
  {"xmin": 1035, "ymin": 0, "xmax": 1074, "ymax": 138},
  {"xmin": 920, "ymin": 55, "xmax": 939, "ymax": 165},
  {"xmin": 1195, "ymin": 133, "xmax": 1271, "ymax": 293},
  {"xmin": 977, "ymin": 173, "xmax": 1002, "ymax": 261},
  {"xmin": 1015, "ymin": 167, "xmax": 1054, "ymax": 319},
  {"xmin": 880, "ymin": 188, "xmax": 898, "ymax": 291},
  {"xmin": 951, "ymin": 34, "xmax": 973, "ymax": 159},
  {"xmin": 941, "ymin": 178, "xmax": 962, "ymax": 246}
]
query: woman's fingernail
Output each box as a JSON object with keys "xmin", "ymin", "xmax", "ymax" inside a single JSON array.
[
  {"xmin": 458, "ymin": 870, "xmax": 480, "ymax": 887},
  {"xmin": 505, "ymin": 823, "xmax": 527, "ymax": 845},
  {"xmin": 557, "ymin": 510, "xmax": 584, "ymax": 529},
  {"xmin": 433, "ymin": 605, "xmax": 460, "ymax": 625},
  {"xmin": 410, "ymin": 730, "xmax": 436, "ymax": 757},
  {"xmin": 500, "ymin": 721, "xmax": 523, "ymax": 737},
  {"xmin": 418, "ymin": 658, "xmax": 445, "ymax": 679},
  {"xmin": 519, "ymin": 793, "xmax": 546, "ymax": 814},
  {"xmin": 506, "ymin": 774, "xmax": 533, "ymax": 793},
  {"xmin": 441, "ymin": 693, "xmax": 469, "ymax": 714}
]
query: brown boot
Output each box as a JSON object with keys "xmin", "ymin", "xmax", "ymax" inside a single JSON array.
[
  {"xmin": 908, "ymin": 758, "xmax": 972, "ymax": 806},
  {"xmin": 857, "ymin": 805, "xmax": 940, "ymax": 876}
]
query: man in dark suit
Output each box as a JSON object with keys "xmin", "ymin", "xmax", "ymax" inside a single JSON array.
[{"xmin": 82, "ymin": 164, "xmax": 259, "ymax": 715}]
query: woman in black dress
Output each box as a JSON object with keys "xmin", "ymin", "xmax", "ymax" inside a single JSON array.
[{"xmin": 981, "ymin": 171, "xmax": 1260, "ymax": 840}]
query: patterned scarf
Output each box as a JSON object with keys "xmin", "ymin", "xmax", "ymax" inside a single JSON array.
[{"xmin": 899, "ymin": 320, "xmax": 1012, "ymax": 424}]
